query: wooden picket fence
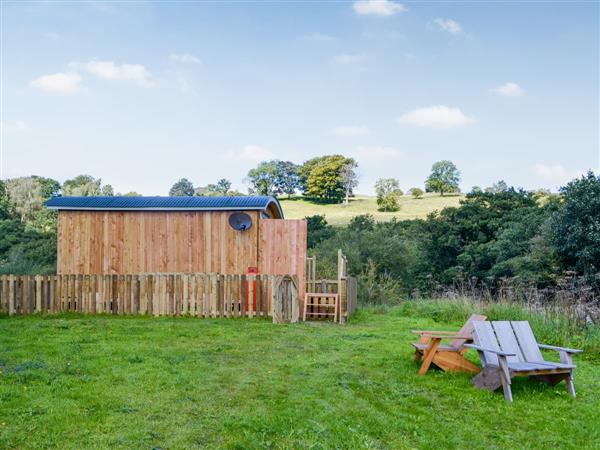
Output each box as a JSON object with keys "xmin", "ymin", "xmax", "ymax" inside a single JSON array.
[{"xmin": 0, "ymin": 273, "xmax": 299, "ymax": 320}]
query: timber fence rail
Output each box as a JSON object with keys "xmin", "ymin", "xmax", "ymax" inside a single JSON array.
[{"xmin": 0, "ymin": 273, "xmax": 298, "ymax": 320}]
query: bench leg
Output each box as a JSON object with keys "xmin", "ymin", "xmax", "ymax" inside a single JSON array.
[
  {"xmin": 418, "ymin": 338, "xmax": 441, "ymax": 376},
  {"xmin": 566, "ymin": 370, "xmax": 576, "ymax": 398},
  {"xmin": 498, "ymin": 357, "xmax": 513, "ymax": 402}
]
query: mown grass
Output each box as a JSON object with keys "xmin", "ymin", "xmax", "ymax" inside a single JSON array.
[
  {"xmin": 0, "ymin": 303, "xmax": 599, "ymax": 449},
  {"xmin": 279, "ymin": 194, "xmax": 463, "ymax": 226}
]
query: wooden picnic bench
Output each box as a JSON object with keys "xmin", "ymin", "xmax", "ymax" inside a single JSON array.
[
  {"xmin": 412, "ymin": 314, "xmax": 486, "ymax": 375},
  {"xmin": 465, "ymin": 321, "xmax": 582, "ymax": 402}
]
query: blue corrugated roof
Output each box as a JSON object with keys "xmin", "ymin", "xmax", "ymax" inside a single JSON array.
[{"xmin": 45, "ymin": 196, "xmax": 283, "ymax": 217}]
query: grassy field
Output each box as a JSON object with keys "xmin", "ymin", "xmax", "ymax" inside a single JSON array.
[
  {"xmin": 1, "ymin": 305, "xmax": 599, "ymax": 449},
  {"xmin": 279, "ymin": 194, "xmax": 463, "ymax": 226}
]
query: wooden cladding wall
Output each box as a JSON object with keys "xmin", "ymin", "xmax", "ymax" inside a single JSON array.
[
  {"xmin": 258, "ymin": 219, "xmax": 307, "ymax": 303},
  {"xmin": 57, "ymin": 211, "xmax": 260, "ymax": 275},
  {"xmin": 0, "ymin": 273, "xmax": 299, "ymax": 321}
]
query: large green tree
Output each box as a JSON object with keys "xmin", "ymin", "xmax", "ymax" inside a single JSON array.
[
  {"xmin": 425, "ymin": 160, "xmax": 461, "ymax": 196},
  {"xmin": 169, "ymin": 178, "xmax": 195, "ymax": 196},
  {"xmin": 550, "ymin": 171, "xmax": 600, "ymax": 279},
  {"xmin": 300, "ymin": 155, "xmax": 357, "ymax": 203},
  {"xmin": 246, "ymin": 161, "xmax": 278, "ymax": 195},
  {"xmin": 5, "ymin": 176, "xmax": 60, "ymax": 225},
  {"xmin": 273, "ymin": 161, "xmax": 300, "ymax": 197}
]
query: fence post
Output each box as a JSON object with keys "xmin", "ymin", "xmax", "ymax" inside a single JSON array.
[{"xmin": 8, "ymin": 275, "xmax": 15, "ymax": 316}]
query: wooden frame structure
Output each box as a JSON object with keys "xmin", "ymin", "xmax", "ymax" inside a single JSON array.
[
  {"xmin": 303, "ymin": 293, "xmax": 339, "ymax": 322},
  {"xmin": 412, "ymin": 314, "xmax": 486, "ymax": 375},
  {"xmin": 305, "ymin": 250, "xmax": 357, "ymax": 323},
  {"xmin": 465, "ymin": 321, "xmax": 582, "ymax": 402}
]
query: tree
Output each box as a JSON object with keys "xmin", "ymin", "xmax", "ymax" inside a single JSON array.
[
  {"xmin": 246, "ymin": 161, "xmax": 278, "ymax": 195},
  {"xmin": 425, "ymin": 160, "xmax": 461, "ymax": 196},
  {"xmin": 0, "ymin": 180, "xmax": 10, "ymax": 220},
  {"xmin": 213, "ymin": 179, "xmax": 232, "ymax": 195},
  {"xmin": 169, "ymin": 178, "xmax": 195, "ymax": 196},
  {"xmin": 485, "ymin": 180, "xmax": 509, "ymax": 194},
  {"xmin": 340, "ymin": 162, "xmax": 359, "ymax": 206},
  {"xmin": 101, "ymin": 184, "xmax": 114, "ymax": 196},
  {"xmin": 5, "ymin": 176, "xmax": 60, "ymax": 224},
  {"xmin": 63, "ymin": 175, "xmax": 102, "ymax": 196},
  {"xmin": 549, "ymin": 171, "xmax": 600, "ymax": 279},
  {"xmin": 301, "ymin": 155, "xmax": 357, "ymax": 203},
  {"xmin": 273, "ymin": 161, "xmax": 300, "ymax": 197},
  {"xmin": 375, "ymin": 178, "xmax": 402, "ymax": 212},
  {"xmin": 410, "ymin": 187, "xmax": 424, "ymax": 199},
  {"xmin": 305, "ymin": 214, "xmax": 333, "ymax": 248}
]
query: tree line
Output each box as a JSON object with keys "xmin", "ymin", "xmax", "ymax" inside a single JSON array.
[
  {"xmin": 307, "ymin": 171, "xmax": 600, "ymax": 303},
  {"xmin": 168, "ymin": 156, "xmax": 462, "ymax": 210}
]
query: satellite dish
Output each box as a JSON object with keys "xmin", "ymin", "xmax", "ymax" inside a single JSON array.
[{"xmin": 229, "ymin": 212, "xmax": 253, "ymax": 231}]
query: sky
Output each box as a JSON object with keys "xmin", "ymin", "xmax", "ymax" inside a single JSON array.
[{"xmin": 1, "ymin": 0, "xmax": 599, "ymax": 195}]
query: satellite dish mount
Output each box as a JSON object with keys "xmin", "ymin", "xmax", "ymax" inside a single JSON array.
[{"xmin": 229, "ymin": 212, "xmax": 253, "ymax": 231}]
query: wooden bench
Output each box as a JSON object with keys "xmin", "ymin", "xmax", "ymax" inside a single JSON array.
[
  {"xmin": 412, "ymin": 314, "xmax": 486, "ymax": 375},
  {"xmin": 465, "ymin": 321, "xmax": 582, "ymax": 402}
]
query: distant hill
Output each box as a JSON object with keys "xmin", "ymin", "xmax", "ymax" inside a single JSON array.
[{"xmin": 279, "ymin": 193, "xmax": 464, "ymax": 226}]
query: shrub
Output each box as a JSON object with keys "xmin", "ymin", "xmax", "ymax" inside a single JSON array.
[{"xmin": 410, "ymin": 188, "xmax": 424, "ymax": 199}]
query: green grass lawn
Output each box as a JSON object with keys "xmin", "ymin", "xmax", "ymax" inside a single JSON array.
[
  {"xmin": 279, "ymin": 194, "xmax": 463, "ymax": 226},
  {"xmin": 1, "ymin": 308, "xmax": 599, "ymax": 449}
]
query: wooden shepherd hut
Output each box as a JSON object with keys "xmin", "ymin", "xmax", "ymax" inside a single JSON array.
[{"xmin": 45, "ymin": 196, "xmax": 307, "ymax": 290}]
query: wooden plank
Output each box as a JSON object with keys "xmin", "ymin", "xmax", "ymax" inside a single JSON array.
[
  {"xmin": 492, "ymin": 321, "xmax": 524, "ymax": 364},
  {"xmin": 511, "ymin": 321, "xmax": 544, "ymax": 362},
  {"xmin": 472, "ymin": 321, "xmax": 501, "ymax": 366}
]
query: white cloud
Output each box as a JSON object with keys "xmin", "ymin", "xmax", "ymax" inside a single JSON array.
[
  {"xmin": 353, "ymin": 0, "xmax": 406, "ymax": 17},
  {"xmin": 533, "ymin": 164, "xmax": 567, "ymax": 181},
  {"xmin": 85, "ymin": 61, "xmax": 155, "ymax": 87},
  {"xmin": 225, "ymin": 145, "xmax": 273, "ymax": 162},
  {"xmin": 303, "ymin": 32, "xmax": 335, "ymax": 42},
  {"xmin": 491, "ymin": 82, "xmax": 526, "ymax": 97},
  {"xmin": 398, "ymin": 105, "xmax": 475, "ymax": 129},
  {"xmin": 334, "ymin": 53, "xmax": 367, "ymax": 65},
  {"xmin": 169, "ymin": 53, "xmax": 201, "ymax": 64},
  {"xmin": 354, "ymin": 146, "xmax": 402, "ymax": 158},
  {"xmin": 532, "ymin": 164, "xmax": 596, "ymax": 186},
  {"xmin": 1, "ymin": 120, "xmax": 27, "ymax": 132},
  {"xmin": 433, "ymin": 18, "xmax": 463, "ymax": 35},
  {"xmin": 29, "ymin": 72, "xmax": 82, "ymax": 94},
  {"xmin": 331, "ymin": 125, "xmax": 370, "ymax": 137}
]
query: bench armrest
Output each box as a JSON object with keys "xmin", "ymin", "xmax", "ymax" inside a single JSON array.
[
  {"xmin": 538, "ymin": 343, "xmax": 583, "ymax": 354},
  {"xmin": 426, "ymin": 334, "xmax": 471, "ymax": 340},
  {"xmin": 411, "ymin": 330, "xmax": 456, "ymax": 335},
  {"xmin": 464, "ymin": 344, "xmax": 516, "ymax": 357}
]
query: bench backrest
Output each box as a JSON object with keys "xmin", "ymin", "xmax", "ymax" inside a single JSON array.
[
  {"xmin": 472, "ymin": 320, "xmax": 543, "ymax": 366},
  {"xmin": 450, "ymin": 314, "xmax": 487, "ymax": 348}
]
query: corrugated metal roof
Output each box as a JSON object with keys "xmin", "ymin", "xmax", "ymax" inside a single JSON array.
[{"xmin": 45, "ymin": 196, "xmax": 283, "ymax": 217}]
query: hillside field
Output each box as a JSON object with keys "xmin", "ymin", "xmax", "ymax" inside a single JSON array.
[{"xmin": 279, "ymin": 193, "xmax": 464, "ymax": 225}]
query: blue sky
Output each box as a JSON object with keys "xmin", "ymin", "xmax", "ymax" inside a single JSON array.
[{"xmin": 1, "ymin": 0, "xmax": 598, "ymax": 195}]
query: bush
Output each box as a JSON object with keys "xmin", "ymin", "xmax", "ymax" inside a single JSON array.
[
  {"xmin": 375, "ymin": 178, "xmax": 402, "ymax": 212},
  {"xmin": 410, "ymin": 188, "xmax": 424, "ymax": 199}
]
